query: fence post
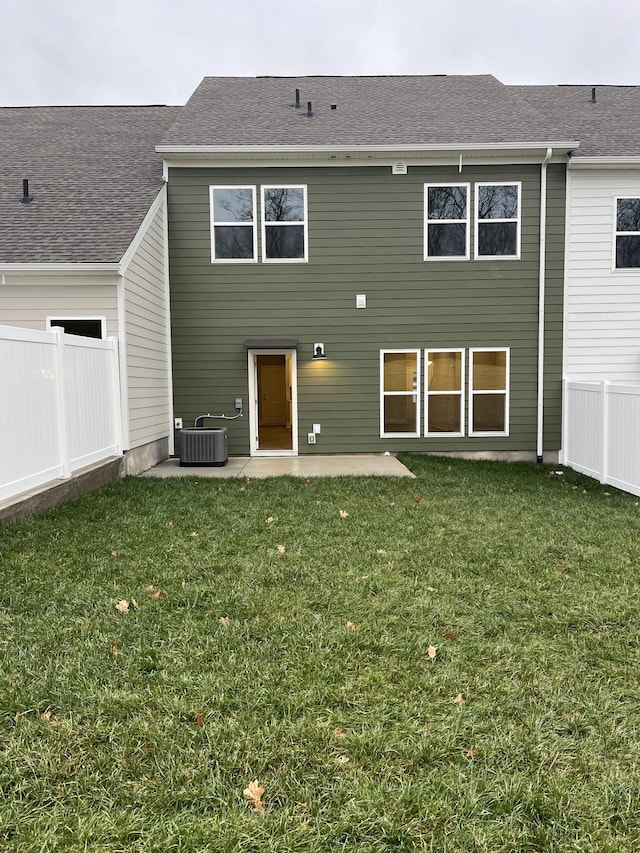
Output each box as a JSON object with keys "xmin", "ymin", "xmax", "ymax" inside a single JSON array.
[
  {"xmin": 601, "ymin": 381, "xmax": 609, "ymax": 485},
  {"xmin": 54, "ymin": 326, "xmax": 72, "ymax": 479},
  {"xmin": 108, "ymin": 337, "xmax": 123, "ymax": 456}
]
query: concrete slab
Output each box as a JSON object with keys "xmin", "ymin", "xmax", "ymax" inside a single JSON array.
[{"xmin": 141, "ymin": 455, "xmax": 415, "ymax": 479}]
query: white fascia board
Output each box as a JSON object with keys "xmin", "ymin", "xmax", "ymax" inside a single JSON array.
[
  {"xmin": 158, "ymin": 140, "xmax": 579, "ymax": 164},
  {"xmin": 568, "ymin": 156, "xmax": 640, "ymax": 170},
  {"xmin": 119, "ymin": 187, "xmax": 165, "ymax": 274},
  {"xmin": 0, "ymin": 263, "xmax": 120, "ymax": 276}
]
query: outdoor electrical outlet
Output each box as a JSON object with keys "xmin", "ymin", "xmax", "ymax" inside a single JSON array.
[
  {"xmin": 174, "ymin": 418, "xmax": 183, "ymax": 430},
  {"xmin": 313, "ymin": 423, "xmax": 321, "ymax": 434},
  {"xmin": 307, "ymin": 433, "xmax": 316, "ymax": 444}
]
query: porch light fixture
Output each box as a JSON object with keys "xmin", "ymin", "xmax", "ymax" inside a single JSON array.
[{"xmin": 312, "ymin": 343, "xmax": 326, "ymax": 359}]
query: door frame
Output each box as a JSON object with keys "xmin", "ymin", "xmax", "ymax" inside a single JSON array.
[{"xmin": 247, "ymin": 348, "xmax": 298, "ymax": 456}]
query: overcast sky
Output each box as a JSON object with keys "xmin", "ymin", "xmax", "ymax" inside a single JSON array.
[{"xmin": 2, "ymin": 0, "xmax": 639, "ymax": 106}]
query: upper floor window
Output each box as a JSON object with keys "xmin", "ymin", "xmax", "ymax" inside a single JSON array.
[
  {"xmin": 210, "ymin": 186, "xmax": 257, "ymax": 262},
  {"xmin": 262, "ymin": 186, "xmax": 308, "ymax": 262},
  {"xmin": 424, "ymin": 184, "xmax": 469, "ymax": 259},
  {"xmin": 615, "ymin": 197, "xmax": 640, "ymax": 268},
  {"xmin": 475, "ymin": 183, "xmax": 520, "ymax": 259}
]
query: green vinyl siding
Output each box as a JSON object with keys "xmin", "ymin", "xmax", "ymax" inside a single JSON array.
[{"xmin": 168, "ymin": 163, "xmax": 565, "ymax": 455}]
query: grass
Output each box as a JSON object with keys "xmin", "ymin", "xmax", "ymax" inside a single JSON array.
[{"xmin": 1, "ymin": 454, "xmax": 639, "ymax": 852}]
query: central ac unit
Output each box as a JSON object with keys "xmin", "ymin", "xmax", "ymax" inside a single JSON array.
[{"xmin": 179, "ymin": 427, "xmax": 228, "ymax": 467}]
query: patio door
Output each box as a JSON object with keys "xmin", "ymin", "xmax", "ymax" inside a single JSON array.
[{"xmin": 248, "ymin": 349, "xmax": 298, "ymax": 456}]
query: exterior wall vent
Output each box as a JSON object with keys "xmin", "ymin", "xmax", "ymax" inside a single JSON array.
[
  {"xmin": 392, "ymin": 162, "xmax": 408, "ymax": 175},
  {"xmin": 180, "ymin": 428, "xmax": 228, "ymax": 467}
]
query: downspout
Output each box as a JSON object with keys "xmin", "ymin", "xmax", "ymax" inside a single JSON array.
[{"xmin": 536, "ymin": 148, "xmax": 553, "ymax": 464}]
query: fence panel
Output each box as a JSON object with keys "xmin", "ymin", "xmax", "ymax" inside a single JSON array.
[
  {"xmin": 564, "ymin": 379, "xmax": 640, "ymax": 498},
  {"xmin": 0, "ymin": 325, "xmax": 121, "ymax": 504}
]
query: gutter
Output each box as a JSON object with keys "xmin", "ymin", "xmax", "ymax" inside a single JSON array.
[{"xmin": 537, "ymin": 147, "xmax": 553, "ymax": 464}]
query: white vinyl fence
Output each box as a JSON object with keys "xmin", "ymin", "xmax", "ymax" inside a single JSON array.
[
  {"xmin": 563, "ymin": 380, "xmax": 640, "ymax": 497},
  {"xmin": 0, "ymin": 324, "xmax": 122, "ymax": 503}
]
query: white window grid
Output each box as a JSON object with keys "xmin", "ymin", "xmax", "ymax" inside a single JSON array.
[
  {"xmin": 474, "ymin": 182, "xmax": 521, "ymax": 260},
  {"xmin": 612, "ymin": 196, "xmax": 640, "ymax": 272},
  {"xmin": 469, "ymin": 347, "xmax": 510, "ymax": 436},
  {"xmin": 380, "ymin": 349, "xmax": 421, "ymax": 438},
  {"xmin": 424, "ymin": 183, "xmax": 470, "ymax": 261},
  {"xmin": 209, "ymin": 185, "xmax": 257, "ymax": 263},
  {"xmin": 261, "ymin": 185, "xmax": 308, "ymax": 263},
  {"xmin": 424, "ymin": 348, "xmax": 465, "ymax": 436}
]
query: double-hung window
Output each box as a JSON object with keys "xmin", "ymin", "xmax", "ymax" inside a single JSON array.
[
  {"xmin": 469, "ymin": 348, "xmax": 509, "ymax": 435},
  {"xmin": 424, "ymin": 184, "xmax": 469, "ymax": 259},
  {"xmin": 425, "ymin": 349, "xmax": 464, "ymax": 435},
  {"xmin": 380, "ymin": 350, "xmax": 420, "ymax": 437},
  {"xmin": 262, "ymin": 186, "xmax": 308, "ymax": 262},
  {"xmin": 614, "ymin": 197, "xmax": 640, "ymax": 269},
  {"xmin": 475, "ymin": 183, "xmax": 520, "ymax": 258},
  {"xmin": 210, "ymin": 186, "xmax": 256, "ymax": 262}
]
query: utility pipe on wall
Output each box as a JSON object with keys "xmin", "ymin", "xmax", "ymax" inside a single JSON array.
[{"xmin": 536, "ymin": 147, "xmax": 553, "ymax": 464}]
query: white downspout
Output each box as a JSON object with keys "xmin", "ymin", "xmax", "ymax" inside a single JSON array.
[{"xmin": 536, "ymin": 148, "xmax": 553, "ymax": 464}]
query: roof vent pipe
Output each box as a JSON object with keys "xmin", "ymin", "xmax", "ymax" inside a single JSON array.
[
  {"xmin": 21, "ymin": 179, "xmax": 32, "ymax": 204},
  {"xmin": 591, "ymin": 87, "xmax": 597, "ymax": 103},
  {"xmin": 294, "ymin": 88, "xmax": 301, "ymax": 109},
  {"xmin": 306, "ymin": 101, "xmax": 314, "ymax": 118}
]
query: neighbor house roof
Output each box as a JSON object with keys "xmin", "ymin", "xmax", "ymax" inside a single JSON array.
[
  {"xmin": 158, "ymin": 75, "xmax": 576, "ymax": 151},
  {"xmin": 0, "ymin": 105, "xmax": 179, "ymax": 264},
  {"xmin": 514, "ymin": 84, "xmax": 640, "ymax": 158}
]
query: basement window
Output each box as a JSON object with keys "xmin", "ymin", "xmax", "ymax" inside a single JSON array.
[
  {"xmin": 210, "ymin": 186, "xmax": 257, "ymax": 262},
  {"xmin": 47, "ymin": 317, "xmax": 105, "ymax": 338},
  {"xmin": 475, "ymin": 183, "xmax": 521, "ymax": 258},
  {"xmin": 615, "ymin": 197, "xmax": 640, "ymax": 268}
]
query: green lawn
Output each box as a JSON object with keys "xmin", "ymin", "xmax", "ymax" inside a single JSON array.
[{"xmin": 1, "ymin": 455, "xmax": 639, "ymax": 852}]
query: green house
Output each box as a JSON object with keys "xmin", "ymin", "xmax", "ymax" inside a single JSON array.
[{"xmin": 159, "ymin": 76, "xmax": 577, "ymax": 461}]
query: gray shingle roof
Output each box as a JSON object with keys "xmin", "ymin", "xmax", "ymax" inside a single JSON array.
[
  {"xmin": 159, "ymin": 75, "xmax": 573, "ymax": 149},
  {"xmin": 0, "ymin": 105, "xmax": 179, "ymax": 264},
  {"xmin": 513, "ymin": 84, "xmax": 640, "ymax": 157}
]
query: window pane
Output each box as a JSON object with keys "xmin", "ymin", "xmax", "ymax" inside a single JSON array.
[
  {"xmin": 428, "ymin": 223, "xmax": 466, "ymax": 257},
  {"xmin": 428, "ymin": 186, "xmax": 466, "ymax": 220},
  {"xmin": 478, "ymin": 185, "xmax": 518, "ymax": 219},
  {"xmin": 478, "ymin": 222, "xmax": 517, "ymax": 256},
  {"xmin": 265, "ymin": 224, "xmax": 305, "ymax": 259},
  {"xmin": 616, "ymin": 198, "xmax": 640, "ymax": 231},
  {"xmin": 616, "ymin": 235, "xmax": 640, "ymax": 268},
  {"xmin": 384, "ymin": 396, "xmax": 417, "ymax": 433},
  {"xmin": 213, "ymin": 189, "xmax": 253, "ymax": 222},
  {"xmin": 214, "ymin": 225, "xmax": 254, "ymax": 259},
  {"xmin": 428, "ymin": 351, "xmax": 462, "ymax": 391},
  {"xmin": 428, "ymin": 395, "xmax": 461, "ymax": 433},
  {"xmin": 473, "ymin": 351, "xmax": 506, "ymax": 390},
  {"xmin": 473, "ymin": 394, "xmax": 506, "ymax": 432},
  {"xmin": 264, "ymin": 188, "xmax": 305, "ymax": 222},
  {"xmin": 384, "ymin": 352, "xmax": 417, "ymax": 392}
]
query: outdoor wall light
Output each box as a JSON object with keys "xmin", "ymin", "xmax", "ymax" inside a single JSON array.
[{"xmin": 312, "ymin": 343, "xmax": 327, "ymax": 359}]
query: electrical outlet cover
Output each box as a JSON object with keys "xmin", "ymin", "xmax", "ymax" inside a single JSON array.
[{"xmin": 307, "ymin": 433, "xmax": 316, "ymax": 444}]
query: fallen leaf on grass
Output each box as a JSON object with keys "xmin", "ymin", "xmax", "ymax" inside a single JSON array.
[
  {"xmin": 131, "ymin": 599, "xmax": 139, "ymax": 609},
  {"xmin": 39, "ymin": 710, "xmax": 53, "ymax": 722},
  {"xmin": 111, "ymin": 550, "xmax": 118, "ymax": 557},
  {"xmin": 243, "ymin": 779, "xmax": 266, "ymax": 812},
  {"xmin": 453, "ymin": 693, "xmax": 466, "ymax": 706},
  {"xmin": 346, "ymin": 621, "xmax": 358, "ymax": 630},
  {"xmin": 167, "ymin": 521, "xmax": 174, "ymax": 529},
  {"xmin": 376, "ymin": 549, "xmax": 387, "ymax": 555},
  {"xmin": 115, "ymin": 600, "xmax": 130, "ymax": 614},
  {"xmin": 195, "ymin": 713, "xmax": 205, "ymax": 727},
  {"xmin": 427, "ymin": 645, "xmax": 437, "ymax": 662},
  {"xmin": 335, "ymin": 754, "xmax": 350, "ymax": 765},
  {"xmin": 218, "ymin": 616, "xmax": 230, "ymax": 626},
  {"xmin": 465, "ymin": 748, "xmax": 479, "ymax": 759},
  {"xmin": 414, "ymin": 495, "xmax": 421, "ymax": 503},
  {"xmin": 556, "ymin": 566, "xmax": 566, "ymax": 574},
  {"xmin": 147, "ymin": 586, "xmax": 165, "ymax": 599},
  {"xmin": 334, "ymin": 727, "xmax": 347, "ymax": 739},
  {"xmin": 277, "ymin": 544, "xmax": 286, "ymax": 554},
  {"xmin": 339, "ymin": 510, "xmax": 349, "ymax": 518},
  {"xmin": 265, "ymin": 516, "xmax": 275, "ymax": 523},
  {"xmin": 443, "ymin": 630, "xmax": 457, "ymax": 641},
  {"xmin": 191, "ymin": 531, "xmax": 198, "ymax": 537},
  {"xmin": 112, "ymin": 636, "xmax": 118, "ymax": 657},
  {"xmin": 426, "ymin": 587, "xmax": 438, "ymax": 593}
]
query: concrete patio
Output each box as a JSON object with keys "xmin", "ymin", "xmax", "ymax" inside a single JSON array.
[{"xmin": 141, "ymin": 454, "xmax": 415, "ymax": 479}]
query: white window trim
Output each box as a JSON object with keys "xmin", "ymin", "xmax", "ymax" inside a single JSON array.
[
  {"xmin": 46, "ymin": 316, "xmax": 107, "ymax": 339},
  {"xmin": 380, "ymin": 349, "xmax": 421, "ymax": 438},
  {"xmin": 261, "ymin": 185, "xmax": 308, "ymax": 263},
  {"xmin": 209, "ymin": 185, "xmax": 257, "ymax": 263},
  {"xmin": 424, "ymin": 348, "xmax": 465, "ymax": 437},
  {"xmin": 424, "ymin": 183, "xmax": 470, "ymax": 261},
  {"xmin": 474, "ymin": 182, "xmax": 521, "ymax": 260},
  {"xmin": 469, "ymin": 347, "xmax": 510, "ymax": 437},
  {"xmin": 612, "ymin": 196, "xmax": 640, "ymax": 272}
]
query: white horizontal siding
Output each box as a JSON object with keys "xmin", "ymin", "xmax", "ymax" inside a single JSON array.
[
  {"xmin": 123, "ymin": 199, "xmax": 171, "ymax": 449},
  {"xmin": 565, "ymin": 169, "xmax": 640, "ymax": 382}
]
